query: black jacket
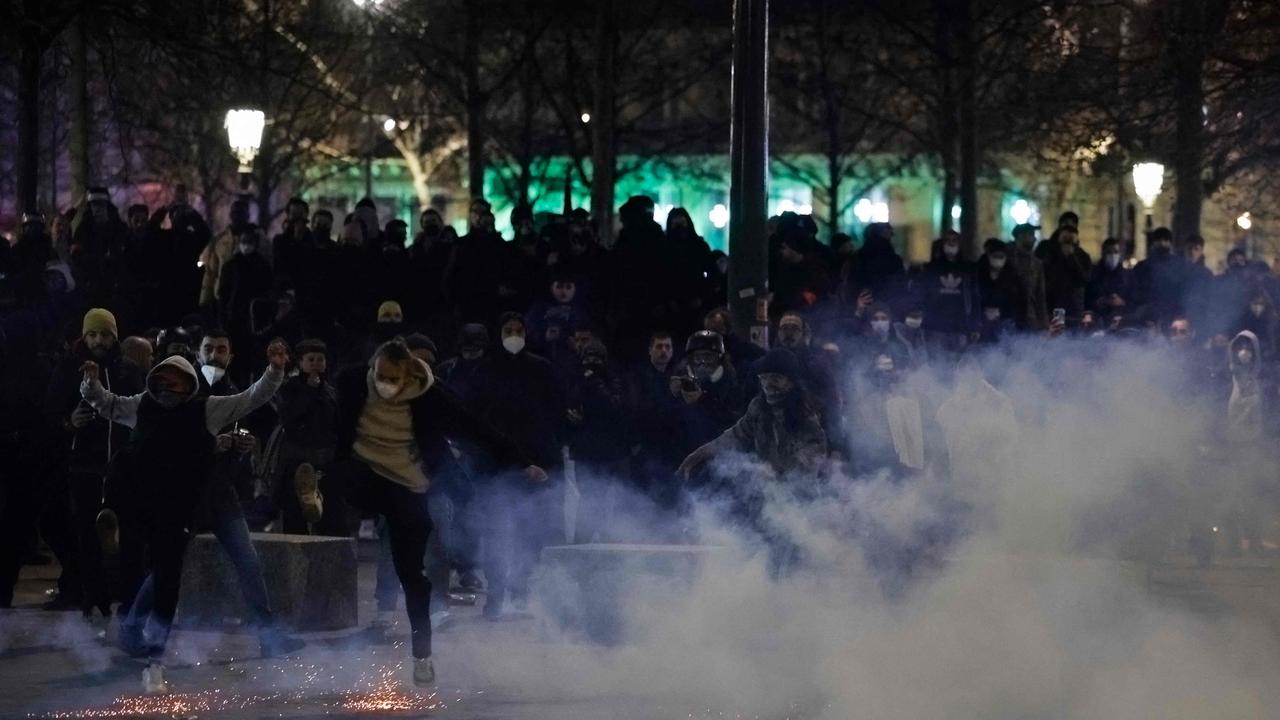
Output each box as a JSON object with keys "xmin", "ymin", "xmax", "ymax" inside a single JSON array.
[
  {"xmin": 45, "ymin": 342, "xmax": 143, "ymax": 475},
  {"xmin": 334, "ymin": 366, "xmax": 532, "ymax": 477}
]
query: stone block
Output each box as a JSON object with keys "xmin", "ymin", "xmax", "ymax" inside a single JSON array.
[
  {"xmin": 177, "ymin": 532, "xmax": 358, "ymax": 631},
  {"xmin": 534, "ymin": 543, "xmax": 725, "ymax": 645}
]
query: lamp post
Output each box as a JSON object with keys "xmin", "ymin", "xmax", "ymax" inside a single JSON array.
[
  {"xmin": 225, "ymin": 108, "xmax": 265, "ymax": 191},
  {"xmin": 1131, "ymin": 162, "xmax": 1164, "ymax": 234}
]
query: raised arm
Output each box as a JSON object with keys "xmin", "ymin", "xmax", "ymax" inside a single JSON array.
[
  {"xmin": 80, "ymin": 361, "xmax": 143, "ymax": 429},
  {"xmin": 203, "ymin": 341, "xmax": 289, "ymax": 434}
]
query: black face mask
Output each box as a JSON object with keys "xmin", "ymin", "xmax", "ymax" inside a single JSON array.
[{"xmin": 152, "ymin": 389, "xmax": 187, "ymax": 409}]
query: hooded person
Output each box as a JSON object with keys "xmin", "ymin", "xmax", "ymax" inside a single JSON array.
[
  {"xmin": 564, "ymin": 338, "xmax": 629, "ymax": 542},
  {"xmin": 316, "ymin": 339, "xmax": 545, "ymax": 689},
  {"xmin": 80, "ymin": 341, "xmax": 291, "ymax": 694},
  {"xmin": 435, "ymin": 323, "xmax": 490, "ymax": 403},
  {"xmin": 673, "ymin": 330, "xmax": 746, "ymax": 459},
  {"xmin": 42, "ymin": 308, "xmax": 144, "ymax": 618},
  {"xmin": 1217, "ymin": 330, "xmax": 1279, "ymax": 556},
  {"xmin": 679, "ymin": 348, "xmax": 827, "ymax": 481}
]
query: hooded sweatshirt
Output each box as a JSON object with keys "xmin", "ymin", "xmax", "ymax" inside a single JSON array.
[
  {"xmin": 82, "ymin": 354, "xmax": 284, "ymax": 436},
  {"xmin": 1228, "ymin": 330, "xmax": 1264, "ymax": 445},
  {"xmin": 352, "ymin": 357, "xmax": 434, "ymax": 492}
]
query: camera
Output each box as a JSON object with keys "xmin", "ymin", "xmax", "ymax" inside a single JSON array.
[{"xmin": 679, "ymin": 376, "xmax": 700, "ymax": 393}]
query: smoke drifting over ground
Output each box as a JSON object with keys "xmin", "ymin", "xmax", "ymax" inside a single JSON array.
[{"xmin": 517, "ymin": 337, "xmax": 1280, "ymax": 719}]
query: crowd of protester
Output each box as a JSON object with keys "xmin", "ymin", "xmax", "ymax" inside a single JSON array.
[{"xmin": 2, "ymin": 186, "xmax": 1279, "ymax": 693}]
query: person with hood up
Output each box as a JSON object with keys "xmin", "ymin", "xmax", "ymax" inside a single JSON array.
[
  {"xmin": 915, "ymin": 230, "xmax": 978, "ymax": 353},
  {"xmin": 1216, "ymin": 331, "xmax": 1280, "ymax": 555},
  {"xmin": 81, "ymin": 340, "xmax": 291, "ymax": 694},
  {"xmin": 678, "ymin": 348, "xmax": 827, "ymax": 480},
  {"xmin": 849, "ymin": 222, "xmax": 906, "ymax": 306},
  {"xmin": 43, "ymin": 309, "xmax": 144, "ymax": 620},
  {"xmin": 525, "ymin": 266, "xmax": 591, "ymax": 361},
  {"xmin": 311, "ymin": 338, "xmax": 544, "ymax": 688},
  {"xmin": 673, "ymin": 330, "xmax": 746, "ymax": 460}
]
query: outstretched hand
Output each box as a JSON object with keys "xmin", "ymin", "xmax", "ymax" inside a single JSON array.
[
  {"xmin": 524, "ymin": 466, "xmax": 548, "ymax": 484},
  {"xmin": 267, "ymin": 340, "xmax": 289, "ymax": 370},
  {"xmin": 80, "ymin": 361, "xmax": 99, "ymax": 385}
]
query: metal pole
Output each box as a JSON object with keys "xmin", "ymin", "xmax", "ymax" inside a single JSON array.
[{"xmin": 727, "ymin": 0, "xmax": 769, "ymax": 344}]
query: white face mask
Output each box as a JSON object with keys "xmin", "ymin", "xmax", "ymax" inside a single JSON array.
[
  {"xmin": 1237, "ymin": 349, "xmax": 1255, "ymax": 365},
  {"xmin": 943, "ymin": 244, "xmax": 959, "ymax": 258},
  {"xmin": 239, "ymin": 244, "xmax": 256, "ymax": 255},
  {"xmin": 984, "ymin": 309, "xmax": 1001, "ymax": 322},
  {"xmin": 201, "ymin": 365, "xmax": 225, "ymax": 386},
  {"xmin": 374, "ymin": 380, "xmax": 401, "ymax": 400},
  {"xmin": 1105, "ymin": 253, "xmax": 1121, "ymax": 270},
  {"xmin": 989, "ymin": 256, "xmax": 1007, "ymax": 270},
  {"xmin": 1251, "ymin": 303, "xmax": 1266, "ymax": 317},
  {"xmin": 904, "ymin": 316, "xmax": 923, "ymax": 329},
  {"xmin": 871, "ymin": 319, "xmax": 891, "ymax": 336},
  {"xmin": 502, "ymin": 336, "xmax": 526, "ymax": 355}
]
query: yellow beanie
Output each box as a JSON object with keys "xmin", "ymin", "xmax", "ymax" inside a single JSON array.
[
  {"xmin": 377, "ymin": 301, "xmax": 403, "ymax": 321},
  {"xmin": 82, "ymin": 308, "xmax": 118, "ymax": 339}
]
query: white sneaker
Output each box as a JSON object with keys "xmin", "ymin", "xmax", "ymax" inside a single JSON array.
[
  {"xmin": 429, "ymin": 610, "xmax": 452, "ymax": 631},
  {"xmin": 412, "ymin": 657, "xmax": 435, "ymax": 687},
  {"xmin": 142, "ymin": 664, "xmax": 169, "ymax": 695}
]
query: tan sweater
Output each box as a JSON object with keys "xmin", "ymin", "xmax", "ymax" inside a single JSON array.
[{"xmin": 352, "ymin": 359, "xmax": 434, "ymax": 492}]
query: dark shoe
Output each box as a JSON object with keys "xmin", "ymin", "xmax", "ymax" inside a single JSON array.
[
  {"xmin": 96, "ymin": 508, "xmax": 120, "ymax": 564},
  {"xmin": 260, "ymin": 633, "xmax": 306, "ymax": 658}
]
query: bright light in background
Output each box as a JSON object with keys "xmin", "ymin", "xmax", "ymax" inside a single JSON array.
[
  {"xmin": 872, "ymin": 201, "xmax": 889, "ymax": 223},
  {"xmin": 351, "ymin": 0, "xmax": 385, "ymax": 6},
  {"xmin": 580, "ymin": 112, "xmax": 591, "ymax": 124},
  {"xmin": 382, "ymin": 117, "xmax": 397, "ymax": 133},
  {"xmin": 224, "ymin": 108, "xmax": 265, "ymax": 173},
  {"xmin": 1237, "ymin": 212, "xmax": 1252, "ymax": 231},
  {"xmin": 951, "ymin": 204, "xmax": 961, "ymax": 221},
  {"xmin": 1009, "ymin": 199, "xmax": 1033, "ymax": 225},
  {"xmin": 797, "ymin": 203, "xmax": 813, "ymax": 215},
  {"xmin": 709, "ymin": 203, "xmax": 730, "ymax": 229},
  {"xmin": 1131, "ymin": 162, "xmax": 1165, "ymax": 209},
  {"xmin": 653, "ymin": 203, "xmax": 675, "ymax": 226},
  {"xmin": 774, "ymin": 198, "xmax": 796, "ymax": 215},
  {"xmin": 854, "ymin": 198, "xmax": 874, "ymax": 224}
]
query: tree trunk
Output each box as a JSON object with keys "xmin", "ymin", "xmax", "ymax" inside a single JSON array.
[
  {"xmin": 956, "ymin": 0, "xmax": 979, "ymax": 254},
  {"xmin": 464, "ymin": 0, "xmax": 486, "ymax": 213},
  {"xmin": 17, "ymin": 33, "xmax": 41, "ymax": 215},
  {"xmin": 590, "ymin": 0, "xmax": 617, "ymax": 241},
  {"xmin": 68, "ymin": 15, "xmax": 91, "ymax": 200},
  {"xmin": 933, "ymin": 1, "xmax": 957, "ymax": 235},
  {"xmin": 825, "ymin": 166, "xmax": 841, "ymax": 241}
]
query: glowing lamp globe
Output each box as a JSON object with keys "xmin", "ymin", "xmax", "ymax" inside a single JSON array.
[
  {"xmin": 225, "ymin": 109, "xmax": 265, "ymax": 173},
  {"xmin": 1131, "ymin": 162, "xmax": 1165, "ymax": 210},
  {"xmin": 1009, "ymin": 199, "xmax": 1033, "ymax": 225},
  {"xmin": 708, "ymin": 203, "xmax": 730, "ymax": 229}
]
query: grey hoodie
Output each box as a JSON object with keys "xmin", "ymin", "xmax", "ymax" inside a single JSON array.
[
  {"xmin": 1228, "ymin": 330, "xmax": 1263, "ymax": 445},
  {"xmin": 82, "ymin": 354, "xmax": 284, "ymax": 435}
]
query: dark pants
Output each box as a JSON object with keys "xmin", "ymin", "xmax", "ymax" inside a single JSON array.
[
  {"xmin": 332, "ymin": 458, "xmax": 434, "ymax": 658},
  {"xmin": 477, "ymin": 476, "xmax": 547, "ymax": 608},
  {"xmin": 39, "ymin": 468, "xmax": 81, "ymax": 603},
  {"xmin": 120, "ymin": 518, "xmax": 191, "ymax": 659},
  {"xmin": 69, "ymin": 470, "xmax": 111, "ymax": 614},
  {"xmin": 0, "ymin": 446, "xmax": 41, "ymax": 607}
]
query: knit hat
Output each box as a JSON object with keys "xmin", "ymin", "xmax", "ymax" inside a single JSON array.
[
  {"xmin": 82, "ymin": 308, "xmax": 118, "ymax": 339},
  {"xmin": 458, "ymin": 323, "xmax": 490, "ymax": 350},
  {"xmin": 295, "ymin": 338, "xmax": 328, "ymax": 358},
  {"xmin": 377, "ymin": 301, "xmax": 403, "ymax": 321},
  {"xmin": 755, "ymin": 348, "xmax": 801, "ymax": 379},
  {"xmin": 497, "ymin": 311, "xmax": 526, "ymax": 332},
  {"xmin": 404, "ymin": 333, "xmax": 438, "ymax": 355}
]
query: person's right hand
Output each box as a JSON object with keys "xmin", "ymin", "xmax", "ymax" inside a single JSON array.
[
  {"xmin": 70, "ymin": 405, "xmax": 96, "ymax": 429},
  {"xmin": 80, "ymin": 361, "xmax": 99, "ymax": 385},
  {"xmin": 216, "ymin": 433, "xmax": 236, "ymax": 452},
  {"xmin": 680, "ymin": 386, "xmax": 704, "ymax": 405},
  {"xmin": 856, "ymin": 289, "xmax": 873, "ymax": 314},
  {"xmin": 668, "ymin": 375, "xmax": 683, "ymax": 398}
]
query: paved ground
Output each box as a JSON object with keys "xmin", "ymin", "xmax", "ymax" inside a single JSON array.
[{"xmin": 0, "ymin": 545, "xmax": 792, "ymax": 720}]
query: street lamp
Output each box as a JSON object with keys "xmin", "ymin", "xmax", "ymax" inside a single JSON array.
[
  {"xmin": 1237, "ymin": 212, "xmax": 1252, "ymax": 231},
  {"xmin": 1131, "ymin": 162, "xmax": 1165, "ymax": 233},
  {"xmin": 225, "ymin": 108, "xmax": 265, "ymax": 189}
]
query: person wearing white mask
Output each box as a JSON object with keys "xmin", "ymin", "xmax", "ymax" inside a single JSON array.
[
  {"xmin": 1085, "ymin": 237, "xmax": 1133, "ymax": 323},
  {"xmin": 324, "ymin": 336, "xmax": 546, "ymax": 689},
  {"xmin": 977, "ymin": 238, "xmax": 1025, "ymax": 333}
]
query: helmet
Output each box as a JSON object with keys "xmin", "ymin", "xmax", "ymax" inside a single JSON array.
[{"xmin": 685, "ymin": 330, "xmax": 725, "ymax": 357}]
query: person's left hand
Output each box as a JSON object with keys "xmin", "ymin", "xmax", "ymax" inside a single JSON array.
[{"xmin": 267, "ymin": 339, "xmax": 289, "ymax": 370}]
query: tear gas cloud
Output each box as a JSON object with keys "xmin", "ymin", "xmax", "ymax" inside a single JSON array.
[{"xmin": 507, "ymin": 335, "xmax": 1280, "ymax": 720}]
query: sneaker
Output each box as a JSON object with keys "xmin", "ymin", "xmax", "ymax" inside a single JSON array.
[
  {"xmin": 142, "ymin": 664, "xmax": 168, "ymax": 695},
  {"xmin": 293, "ymin": 464, "xmax": 324, "ymax": 524},
  {"xmin": 260, "ymin": 633, "xmax": 306, "ymax": 658},
  {"xmin": 412, "ymin": 657, "xmax": 436, "ymax": 688},
  {"xmin": 96, "ymin": 508, "xmax": 120, "ymax": 563},
  {"xmin": 429, "ymin": 610, "xmax": 452, "ymax": 631}
]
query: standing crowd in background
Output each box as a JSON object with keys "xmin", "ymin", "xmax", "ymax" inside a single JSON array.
[{"xmin": 3, "ymin": 187, "xmax": 1280, "ymax": 693}]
